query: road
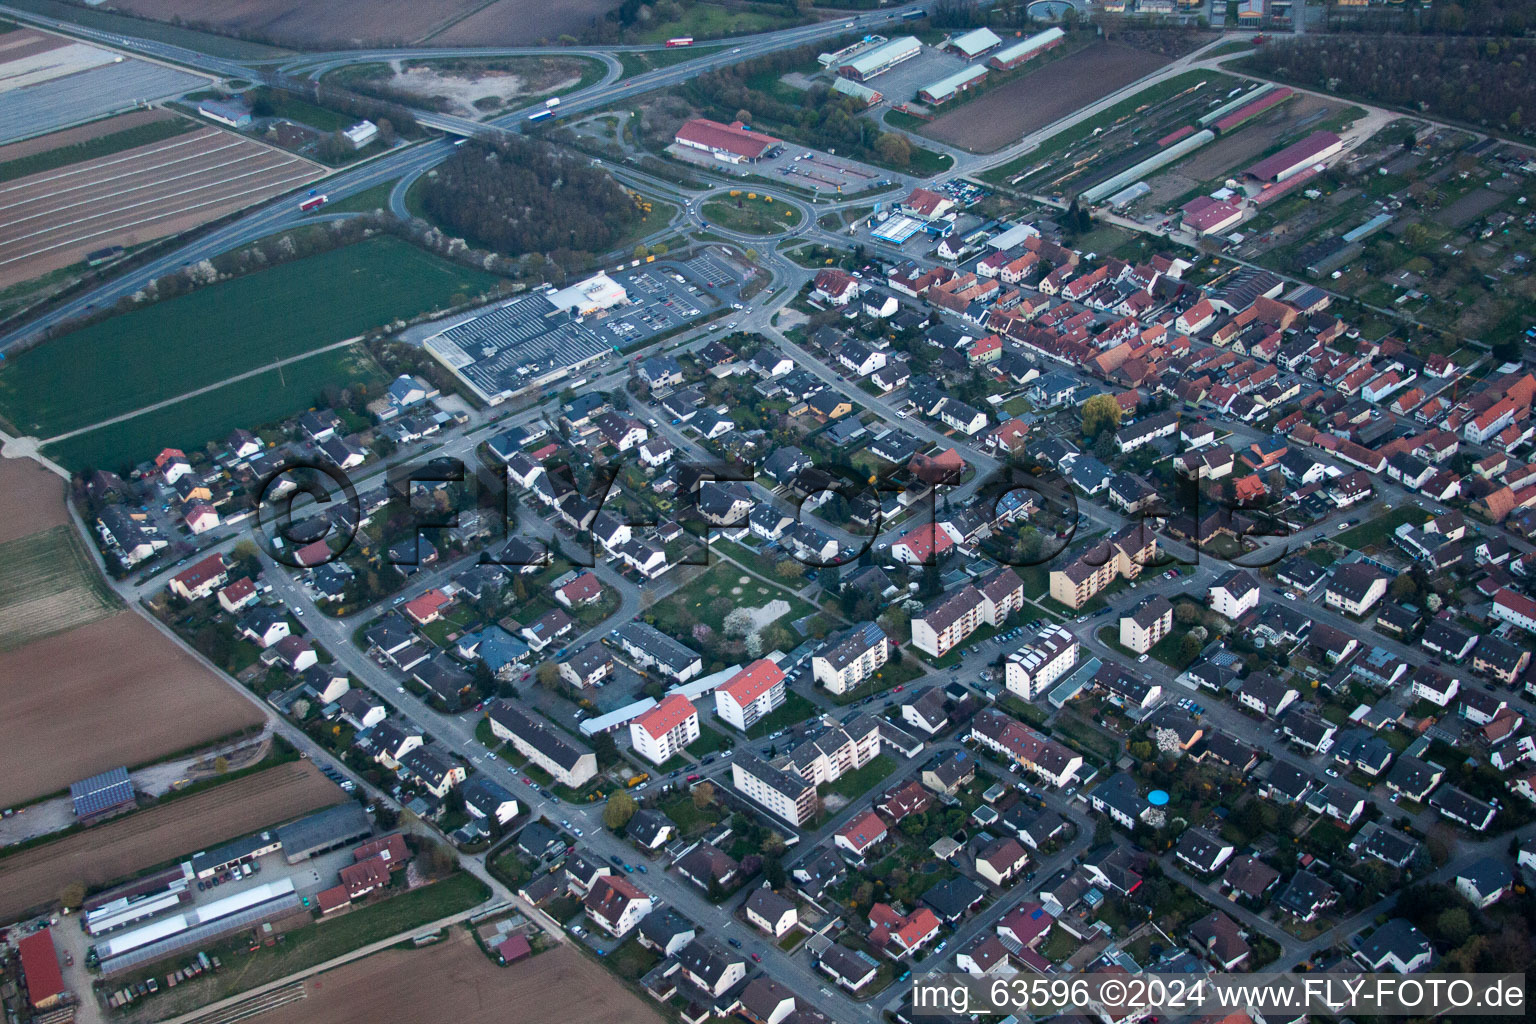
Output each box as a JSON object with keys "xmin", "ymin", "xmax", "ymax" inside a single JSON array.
[{"xmin": 0, "ymin": 0, "xmax": 934, "ymax": 353}]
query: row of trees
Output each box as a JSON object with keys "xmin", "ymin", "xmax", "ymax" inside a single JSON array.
[
  {"xmin": 1240, "ymin": 37, "xmax": 1535, "ymax": 138},
  {"xmin": 419, "ymin": 138, "xmax": 642, "ymax": 259},
  {"xmin": 250, "ymin": 78, "xmax": 424, "ymax": 139}
]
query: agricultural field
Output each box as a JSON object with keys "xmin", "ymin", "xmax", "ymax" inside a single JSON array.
[
  {"xmin": 108, "ymin": 0, "xmax": 488, "ymax": 48},
  {"xmin": 255, "ymin": 934, "xmax": 663, "ymax": 1024},
  {"xmin": 0, "ymin": 123, "xmax": 324, "ymax": 288},
  {"xmin": 0, "ymin": 523, "xmax": 118, "ymax": 649},
  {"xmin": 0, "ymin": 457, "xmax": 66, "ymax": 543},
  {"xmin": 2, "ymin": 0, "xmax": 286, "ymax": 58},
  {"xmin": 0, "ymin": 236, "xmax": 499, "ymax": 441},
  {"xmin": 0, "ymin": 108, "xmax": 192, "ymax": 183},
  {"xmin": 422, "ymin": 0, "xmax": 620, "ymax": 45},
  {"xmin": 42, "ymin": 342, "xmax": 388, "ymax": 474},
  {"xmin": 327, "ymin": 57, "xmax": 604, "ymax": 119},
  {"xmin": 0, "ymin": 610, "xmax": 267, "ymax": 806},
  {"xmin": 980, "ymin": 69, "xmax": 1239, "ymax": 188},
  {"xmin": 0, "ymin": 29, "xmax": 208, "ymax": 146},
  {"xmin": 0, "ymin": 760, "xmax": 339, "ymax": 921},
  {"xmin": 920, "ymin": 42, "xmax": 1172, "ymax": 153}
]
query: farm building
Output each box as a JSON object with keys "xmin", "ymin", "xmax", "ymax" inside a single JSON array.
[
  {"xmin": 837, "ymin": 36, "xmax": 921, "ymax": 81},
  {"xmin": 18, "ymin": 930, "xmax": 66, "ymax": 1009},
  {"xmin": 831, "ymin": 77, "xmax": 883, "ymax": 107},
  {"xmin": 1245, "ymin": 131, "xmax": 1343, "ymax": 183},
  {"xmin": 197, "ymin": 97, "xmax": 250, "ymax": 127},
  {"xmin": 94, "ymin": 878, "xmax": 304, "ymax": 976},
  {"xmin": 1181, "ymin": 196, "xmax": 1244, "ymax": 236},
  {"xmin": 275, "ymin": 803, "xmax": 373, "ymax": 863},
  {"xmin": 919, "ymin": 66, "xmax": 989, "ymax": 105},
  {"xmin": 674, "ymin": 118, "xmax": 783, "ymax": 163},
  {"xmin": 947, "ymin": 27, "xmax": 1002, "ymax": 58},
  {"xmin": 70, "ymin": 765, "xmax": 136, "ymax": 820},
  {"xmin": 988, "ymin": 28, "xmax": 1064, "ymax": 70}
]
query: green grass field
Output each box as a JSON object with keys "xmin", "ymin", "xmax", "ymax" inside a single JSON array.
[
  {"xmin": 627, "ymin": 3, "xmax": 805, "ymax": 44},
  {"xmin": 43, "ymin": 344, "xmax": 387, "ymax": 473},
  {"xmin": 617, "ymin": 45, "xmax": 726, "ymax": 78},
  {"xmin": 0, "ymin": 237, "xmax": 500, "ymax": 440},
  {"xmin": 0, "ymin": 117, "xmax": 198, "ymax": 183},
  {"xmin": 700, "ymin": 194, "xmax": 802, "ymax": 235}
]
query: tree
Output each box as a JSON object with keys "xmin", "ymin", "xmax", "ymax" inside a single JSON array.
[
  {"xmin": 1174, "ymin": 601, "xmax": 1201, "ymax": 625},
  {"xmin": 536, "ymin": 662, "xmax": 561, "ymax": 690},
  {"xmin": 1081, "ymin": 394, "xmax": 1122, "ymax": 438},
  {"xmin": 603, "ymin": 790, "xmax": 638, "ymax": 830},
  {"xmin": 1435, "ymin": 907, "xmax": 1472, "ymax": 946},
  {"xmin": 765, "ymin": 857, "xmax": 787, "ymax": 889},
  {"xmin": 724, "ymin": 607, "xmax": 755, "ymax": 638},
  {"xmin": 213, "ymin": 755, "xmax": 230, "ymax": 774},
  {"xmin": 875, "ymin": 132, "xmax": 912, "ymax": 168},
  {"xmin": 60, "ymin": 882, "xmax": 87, "ymax": 910},
  {"xmin": 775, "ymin": 559, "xmax": 805, "ymax": 582},
  {"xmin": 692, "ymin": 780, "xmax": 716, "ymax": 809},
  {"xmin": 1093, "ymin": 817, "xmax": 1113, "ymax": 847}
]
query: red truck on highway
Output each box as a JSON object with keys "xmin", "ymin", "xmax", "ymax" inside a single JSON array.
[{"xmin": 298, "ymin": 194, "xmax": 329, "ymax": 212}]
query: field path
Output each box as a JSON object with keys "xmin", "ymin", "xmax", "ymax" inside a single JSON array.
[
  {"xmin": 42, "ymin": 333, "xmax": 364, "ymax": 443},
  {"xmin": 155, "ymin": 907, "xmax": 499, "ymax": 1024}
]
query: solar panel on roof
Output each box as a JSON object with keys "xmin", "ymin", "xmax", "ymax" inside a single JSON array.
[{"xmin": 70, "ymin": 766, "xmax": 135, "ymax": 817}]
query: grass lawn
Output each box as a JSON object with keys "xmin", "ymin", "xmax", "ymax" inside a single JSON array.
[
  {"xmin": 0, "ymin": 117, "xmax": 198, "ymax": 183},
  {"xmin": 712, "ymin": 538, "xmax": 788, "ymax": 581},
  {"xmin": 661, "ymin": 793, "xmax": 718, "ymax": 836},
  {"xmin": 1334, "ymin": 507, "xmax": 1428, "ymax": 551},
  {"xmin": 686, "ymin": 723, "xmax": 731, "ymax": 758},
  {"xmin": 745, "ymin": 690, "xmax": 819, "ymax": 739},
  {"xmin": 612, "ymin": 195, "xmax": 679, "ymax": 254},
  {"xmin": 645, "ymin": 561, "xmax": 816, "ymax": 637},
  {"xmin": 43, "ymin": 344, "xmax": 387, "ymax": 473},
  {"xmin": 0, "ymin": 237, "xmax": 500, "ymax": 439},
  {"xmin": 608, "ymin": 936, "xmax": 660, "ymax": 980},
  {"xmin": 700, "ymin": 194, "xmax": 802, "ymax": 235},
  {"xmin": 131, "ymin": 872, "xmax": 488, "ymax": 1010},
  {"xmin": 1052, "ymin": 712, "xmax": 1120, "ymax": 766},
  {"xmin": 777, "ymin": 928, "xmax": 806, "ymax": 952},
  {"xmin": 823, "ymin": 754, "xmax": 895, "ymax": 802},
  {"xmin": 323, "ymin": 182, "xmax": 396, "ymax": 215},
  {"xmin": 617, "ymin": 45, "xmax": 725, "ymax": 77}
]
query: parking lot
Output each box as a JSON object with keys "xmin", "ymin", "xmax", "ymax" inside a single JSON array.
[{"xmin": 671, "ymin": 137, "xmax": 894, "ymax": 194}]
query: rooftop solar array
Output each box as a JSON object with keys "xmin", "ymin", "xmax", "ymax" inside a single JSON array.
[{"xmin": 70, "ymin": 765, "xmax": 135, "ymax": 817}]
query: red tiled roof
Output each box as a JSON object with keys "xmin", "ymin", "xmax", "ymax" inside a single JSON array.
[
  {"xmin": 837, "ymin": 810, "xmax": 887, "ymax": 852},
  {"xmin": 403, "ymin": 588, "xmax": 451, "ymax": 623},
  {"xmin": 894, "ymin": 523, "xmax": 953, "ymax": 561},
  {"xmin": 633, "ymin": 694, "xmax": 697, "ymax": 740},
  {"xmin": 172, "ymin": 553, "xmax": 226, "ymax": 590},
  {"xmin": 674, "ymin": 118, "xmax": 780, "ymax": 159},
  {"xmin": 720, "ymin": 658, "xmax": 785, "ymax": 707},
  {"xmin": 17, "ymin": 930, "xmax": 64, "ymax": 1008}
]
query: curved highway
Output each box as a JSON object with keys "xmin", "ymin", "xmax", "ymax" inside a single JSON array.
[{"xmin": 0, "ymin": 0, "xmax": 936, "ymax": 350}]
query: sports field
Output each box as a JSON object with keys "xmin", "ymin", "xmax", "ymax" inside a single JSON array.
[{"xmin": 0, "ymin": 236, "xmax": 501, "ymax": 440}]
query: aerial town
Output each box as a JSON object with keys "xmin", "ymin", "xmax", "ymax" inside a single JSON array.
[{"xmin": 0, "ymin": 1, "xmax": 1533, "ymax": 1024}]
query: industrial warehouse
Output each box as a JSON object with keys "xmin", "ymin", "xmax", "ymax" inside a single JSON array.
[{"xmin": 425, "ymin": 262, "xmax": 724, "ymax": 404}]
